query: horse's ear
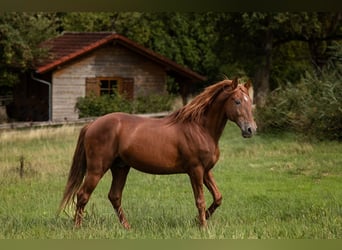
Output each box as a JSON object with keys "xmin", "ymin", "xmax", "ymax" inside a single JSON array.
[
  {"xmin": 223, "ymin": 77, "xmax": 239, "ymax": 92},
  {"xmin": 232, "ymin": 77, "xmax": 238, "ymax": 89},
  {"xmin": 244, "ymin": 80, "xmax": 252, "ymax": 90}
]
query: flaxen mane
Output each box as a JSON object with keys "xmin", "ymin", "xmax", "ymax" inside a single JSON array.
[{"xmin": 167, "ymin": 79, "xmax": 235, "ymax": 124}]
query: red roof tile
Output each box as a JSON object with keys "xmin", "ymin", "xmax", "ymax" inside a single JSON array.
[{"xmin": 36, "ymin": 32, "xmax": 206, "ymax": 82}]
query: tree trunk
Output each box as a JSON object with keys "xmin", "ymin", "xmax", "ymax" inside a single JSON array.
[
  {"xmin": 254, "ymin": 63, "xmax": 270, "ymax": 108},
  {"xmin": 254, "ymin": 28, "xmax": 273, "ymax": 108}
]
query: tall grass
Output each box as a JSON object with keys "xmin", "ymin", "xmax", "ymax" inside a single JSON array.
[
  {"xmin": 0, "ymin": 126, "xmax": 77, "ymax": 180},
  {"xmin": 0, "ymin": 124, "xmax": 341, "ymax": 239}
]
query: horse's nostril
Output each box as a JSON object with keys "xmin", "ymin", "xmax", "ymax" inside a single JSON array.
[{"xmin": 247, "ymin": 127, "xmax": 252, "ymax": 134}]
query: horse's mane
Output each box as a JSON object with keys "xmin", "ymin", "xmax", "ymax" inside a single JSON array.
[{"xmin": 167, "ymin": 79, "xmax": 236, "ymax": 124}]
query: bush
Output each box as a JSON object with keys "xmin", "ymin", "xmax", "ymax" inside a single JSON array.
[
  {"xmin": 75, "ymin": 93, "xmax": 132, "ymax": 118},
  {"xmin": 132, "ymin": 94, "xmax": 175, "ymax": 113},
  {"xmin": 75, "ymin": 92, "xmax": 175, "ymax": 118},
  {"xmin": 256, "ymin": 67, "xmax": 342, "ymax": 141}
]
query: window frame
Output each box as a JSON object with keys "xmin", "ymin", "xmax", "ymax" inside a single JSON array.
[
  {"xmin": 97, "ymin": 77, "xmax": 122, "ymax": 96},
  {"xmin": 85, "ymin": 76, "xmax": 134, "ymax": 100}
]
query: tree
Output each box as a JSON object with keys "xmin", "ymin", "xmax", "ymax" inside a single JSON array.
[
  {"xmin": 60, "ymin": 12, "xmax": 220, "ymax": 85},
  {"xmin": 0, "ymin": 12, "xmax": 59, "ymax": 93},
  {"xmin": 215, "ymin": 12, "xmax": 342, "ymax": 107},
  {"xmin": 60, "ymin": 12, "xmax": 115, "ymax": 32}
]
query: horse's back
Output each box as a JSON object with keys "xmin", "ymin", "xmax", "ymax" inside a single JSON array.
[{"xmin": 85, "ymin": 112, "xmax": 144, "ymax": 136}]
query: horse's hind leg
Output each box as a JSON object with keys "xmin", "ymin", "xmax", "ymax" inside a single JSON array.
[
  {"xmin": 108, "ymin": 163, "xmax": 131, "ymax": 229},
  {"xmin": 74, "ymin": 162, "xmax": 106, "ymax": 227},
  {"xmin": 203, "ymin": 170, "xmax": 222, "ymax": 220}
]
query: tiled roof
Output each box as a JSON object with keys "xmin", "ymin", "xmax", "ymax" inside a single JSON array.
[{"xmin": 36, "ymin": 32, "xmax": 206, "ymax": 82}]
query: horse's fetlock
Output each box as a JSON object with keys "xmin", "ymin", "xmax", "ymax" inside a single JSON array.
[{"xmin": 216, "ymin": 195, "xmax": 222, "ymax": 206}]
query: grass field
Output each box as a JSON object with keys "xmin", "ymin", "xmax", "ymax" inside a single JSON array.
[{"xmin": 0, "ymin": 124, "xmax": 341, "ymax": 239}]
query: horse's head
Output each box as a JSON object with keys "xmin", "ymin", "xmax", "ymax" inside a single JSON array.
[{"xmin": 224, "ymin": 78, "xmax": 257, "ymax": 138}]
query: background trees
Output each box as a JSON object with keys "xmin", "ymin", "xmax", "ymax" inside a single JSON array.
[
  {"xmin": 215, "ymin": 12, "xmax": 342, "ymax": 106},
  {"xmin": 0, "ymin": 12, "xmax": 341, "ymax": 139},
  {"xmin": 0, "ymin": 12, "xmax": 59, "ymax": 94},
  {"xmin": 57, "ymin": 12, "xmax": 342, "ymax": 105},
  {"xmin": 1, "ymin": 12, "xmax": 341, "ymax": 100}
]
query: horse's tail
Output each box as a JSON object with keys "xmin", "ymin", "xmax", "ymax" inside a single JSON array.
[{"xmin": 57, "ymin": 124, "xmax": 89, "ymax": 215}]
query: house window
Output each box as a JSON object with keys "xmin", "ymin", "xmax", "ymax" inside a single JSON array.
[
  {"xmin": 85, "ymin": 77, "xmax": 134, "ymax": 100},
  {"xmin": 100, "ymin": 79, "xmax": 118, "ymax": 96}
]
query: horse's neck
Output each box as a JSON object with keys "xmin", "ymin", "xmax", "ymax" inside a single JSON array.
[{"xmin": 202, "ymin": 99, "xmax": 228, "ymax": 144}]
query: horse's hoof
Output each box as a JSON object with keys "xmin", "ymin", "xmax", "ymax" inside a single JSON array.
[{"xmin": 122, "ymin": 222, "xmax": 131, "ymax": 230}]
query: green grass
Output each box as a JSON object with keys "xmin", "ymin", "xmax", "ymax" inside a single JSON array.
[{"xmin": 0, "ymin": 124, "xmax": 341, "ymax": 239}]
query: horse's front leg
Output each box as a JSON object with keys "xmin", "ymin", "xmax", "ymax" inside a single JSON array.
[
  {"xmin": 204, "ymin": 170, "xmax": 222, "ymax": 219},
  {"xmin": 188, "ymin": 166, "xmax": 207, "ymax": 228}
]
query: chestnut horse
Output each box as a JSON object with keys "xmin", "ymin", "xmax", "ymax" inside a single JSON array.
[{"xmin": 58, "ymin": 78, "xmax": 256, "ymax": 229}]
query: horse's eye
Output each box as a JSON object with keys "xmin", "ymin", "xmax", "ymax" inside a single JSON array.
[{"xmin": 234, "ymin": 99, "xmax": 241, "ymax": 105}]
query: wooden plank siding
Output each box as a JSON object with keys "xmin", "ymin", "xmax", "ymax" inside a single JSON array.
[{"xmin": 51, "ymin": 44, "xmax": 167, "ymax": 121}]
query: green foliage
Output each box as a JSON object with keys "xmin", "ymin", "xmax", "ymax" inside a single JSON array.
[
  {"xmin": 133, "ymin": 94, "xmax": 175, "ymax": 114},
  {"xmin": 75, "ymin": 93, "xmax": 132, "ymax": 118},
  {"xmin": 215, "ymin": 12, "xmax": 342, "ymax": 107},
  {"xmin": 256, "ymin": 50, "xmax": 342, "ymax": 141},
  {"xmin": 75, "ymin": 93, "xmax": 174, "ymax": 118},
  {"xmin": 61, "ymin": 12, "xmax": 115, "ymax": 32},
  {"xmin": 0, "ymin": 12, "xmax": 58, "ymax": 87},
  {"xmin": 270, "ymin": 41, "xmax": 313, "ymax": 89}
]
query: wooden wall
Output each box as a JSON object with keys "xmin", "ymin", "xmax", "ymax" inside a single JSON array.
[{"xmin": 51, "ymin": 44, "xmax": 167, "ymax": 121}]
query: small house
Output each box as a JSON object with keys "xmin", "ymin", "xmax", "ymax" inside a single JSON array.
[{"xmin": 10, "ymin": 32, "xmax": 206, "ymax": 122}]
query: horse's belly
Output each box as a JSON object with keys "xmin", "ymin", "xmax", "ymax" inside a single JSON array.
[
  {"xmin": 124, "ymin": 156, "xmax": 184, "ymax": 174},
  {"xmin": 131, "ymin": 162, "xmax": 184, "ymax": 175},
  {"xmin": 119, "ymin": 143, "xmax": 184, "ymax": 174}
]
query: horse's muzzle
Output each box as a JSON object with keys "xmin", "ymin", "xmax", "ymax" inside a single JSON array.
[{"xmin": 240, "ymin": 122, "xmax": 257, "ymax": 138}]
